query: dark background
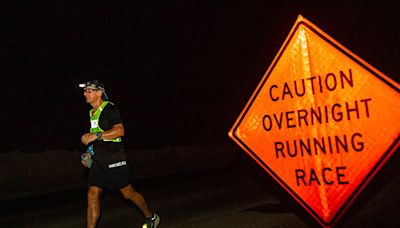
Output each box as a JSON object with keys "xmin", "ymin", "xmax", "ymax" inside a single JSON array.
[{"xmin": 1, "ymin": 0, "xmax": 399, "ymax": 153}]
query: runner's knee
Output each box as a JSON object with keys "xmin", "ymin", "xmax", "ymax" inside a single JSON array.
[{"xmin": 87, "ymin": 187, "xmax": 102, "ymax": 203}]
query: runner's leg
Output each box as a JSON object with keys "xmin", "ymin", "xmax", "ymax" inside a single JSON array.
[
  {"xmin": 87, "ymin": 186, "xmax": 102, "ymax": 228},
  {"xmin": 120, "ymin": 184, "xmax": 153, "ymax": 218}
]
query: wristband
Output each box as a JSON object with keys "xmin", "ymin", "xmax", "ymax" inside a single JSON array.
[{"xmin": 96, "ymin": 132, "xmax": 102, "ymax": 140}]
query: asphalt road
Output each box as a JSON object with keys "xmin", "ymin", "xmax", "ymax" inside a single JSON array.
[{"xmin": 0, "ymin": 162, "xmax": 399, "ymax": 228}]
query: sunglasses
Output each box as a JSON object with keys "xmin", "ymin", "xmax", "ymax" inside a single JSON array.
[{"xmin": 83, "ymin": 88, "xmax": 100, "ymax": 93}]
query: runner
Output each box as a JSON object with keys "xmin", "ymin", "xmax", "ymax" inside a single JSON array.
[{"xmin": 79, "ymin": 80, "xmax": 160, "ymax": 228}]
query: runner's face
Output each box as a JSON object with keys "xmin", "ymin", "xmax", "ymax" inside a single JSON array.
[{"xmin": 83, "ymin": 86, "xmax": 102, "ymax": 103}]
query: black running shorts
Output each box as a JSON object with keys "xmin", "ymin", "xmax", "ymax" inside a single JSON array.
[{"xmin": 88, "ymin": 161, "xmax": 130, "ymax": 190}]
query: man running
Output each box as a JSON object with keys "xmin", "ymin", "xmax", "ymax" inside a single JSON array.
[{"xmin": 79, "ymin": 80, "xmax": 160, "ymax": 228}]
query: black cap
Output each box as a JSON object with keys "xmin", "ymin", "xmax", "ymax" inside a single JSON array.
[{"xmin": 79, "ymin": 80, "xmax": 109, "ymax": 100}]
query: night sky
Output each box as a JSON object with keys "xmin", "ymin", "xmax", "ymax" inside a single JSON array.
[{"xmin": 2, "ymin": 0, "xmax": 399, "ymax": 153}]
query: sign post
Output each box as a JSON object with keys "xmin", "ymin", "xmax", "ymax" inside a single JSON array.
[{"xmin": 229, "ymin": 15, "xmax": 400, "ymax": 227}]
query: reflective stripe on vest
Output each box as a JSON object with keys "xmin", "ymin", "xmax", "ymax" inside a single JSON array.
[{"xmin": 89, "ymin": 101, "xmax": 122, "ymax": 142}]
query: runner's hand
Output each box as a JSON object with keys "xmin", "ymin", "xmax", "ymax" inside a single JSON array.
[{"xmin": 81, "ymin": 133, "xmax": 97, "ymax": 145}]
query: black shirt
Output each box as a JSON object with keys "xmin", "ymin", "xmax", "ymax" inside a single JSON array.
[
  {"xmin": 98, "ymin": 103, "xmax": 123, "ymax": 131},
  {"xmin": 91, "ymin": 102, "xmax": 127, "ymax": 166}
]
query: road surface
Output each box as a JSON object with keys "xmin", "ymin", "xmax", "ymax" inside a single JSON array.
[{"xmin": 0, "ymin": 162, "xmax": 399, "ymax": 228}]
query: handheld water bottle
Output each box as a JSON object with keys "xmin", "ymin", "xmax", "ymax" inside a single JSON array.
[{"xmin": 81, "ymin": 145, "xmax": 94, "ymax": 168}]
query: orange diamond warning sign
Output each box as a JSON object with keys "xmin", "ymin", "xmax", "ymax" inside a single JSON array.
[{"xmin": 229, "ymin": 15, "xmax": 400, "ymax": 227}]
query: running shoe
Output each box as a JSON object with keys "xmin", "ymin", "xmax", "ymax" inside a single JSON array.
[{"xmin": 142, "ymin": 213, "xmax": 160, "ymax": 228}]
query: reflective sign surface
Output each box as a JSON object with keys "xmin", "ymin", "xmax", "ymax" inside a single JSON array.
[{"xmin": 229, "ymin": 15, "xmax": 400, "ymax": 227}]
